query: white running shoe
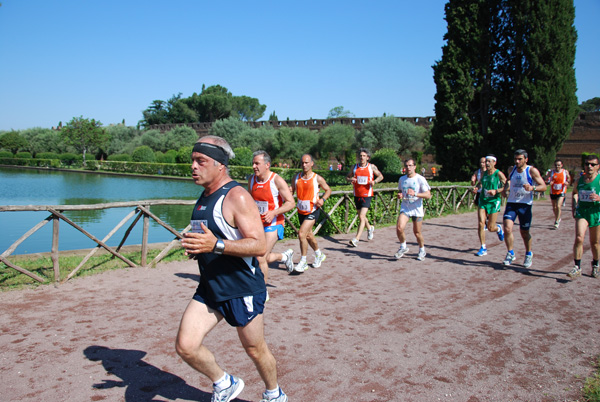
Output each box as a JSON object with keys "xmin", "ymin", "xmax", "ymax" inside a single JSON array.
[
  {"xmin": 282, "ymin": 249, "xmax": 294, "ymax": 273},
  {"xmin": 367, "ymin": 226, "xmax": 375, "ymax": 240},
  {"xmin": 417, "ymin": 249, "xmax": 427, "ymax": 261},
  {"xmin": 260, "ymin": 387, "xmax": 288, "ymax": 402},
  {"xmin": 568, "ymin": 265, "xmax": 582, "ymax": 279},
  {"xmin": 503, "ymin": 252, "xmax": 516, "ymax": 266},
  {"xmin": 294, "ymin": 260, "xmax": 307, "ymax": 274},
  {"xmin": 394, "ymin": 246, "xmax": 409, "ymax": 259},
  {"xmin": 212, "ymin": 375, "xmax": 244, "ymax": 402},
  {"xmin": 523, "ymin": 253, "xmax": 533, "ymax": 268},
  {"xmin": 349, "ymin": 238, "xmax": 359, "ymax": 247},
  {"xmin": 313, "ymin": 253, "xmax": 326, "ymax": 268}
]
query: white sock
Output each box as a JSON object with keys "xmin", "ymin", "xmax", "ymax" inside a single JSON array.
[
  {"xmin": 265, "ymin": 386, "xmax": 280, "ymax": 399},
  {"xmin": 280, "ymin": 254, "xmax": 288, "ymax": 262},
  {"xmin": 213, "ymin": 373, "xmax": 231, "ymax": 391},
  {"xmin": 401, "ymin": 242, "xmax": 407, "ymax": 248},
  {"xmin": 419, "ymin": 247, "xmax": 425, "ymax": 253},
  {"xmin": 300, "ymin": 256, "xmax": 307, "ymax": 263},
  {"xmin": 315, "ymin": 249, "xmax": 322, "ymax": 257},
  {"xmin": 481, "ymin": 244, "xmax": 486, "ymax": 249}
]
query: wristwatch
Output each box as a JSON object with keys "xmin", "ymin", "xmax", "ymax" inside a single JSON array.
[{"xmin": 213, "ymin": 239, "xmax": 225, "ymax": 255}]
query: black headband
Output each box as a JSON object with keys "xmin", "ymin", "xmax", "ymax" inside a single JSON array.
[{"xmin": 192, "ymin": 142, "xmax": 229, "ymax": 166}]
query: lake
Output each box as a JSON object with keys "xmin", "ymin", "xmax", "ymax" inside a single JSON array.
[{"xmin": 0, "ymin": 167, "xmax": 205, "ymax": 254}]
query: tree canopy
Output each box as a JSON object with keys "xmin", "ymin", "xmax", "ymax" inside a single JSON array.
[
  {"xmin": 579, "ymin": 97, "xmax": 600, "ymax": 113},
  {"xmin": 60, "ymin": 116, "xmax": 108, "ymax": 165},
  {"xmin": 140, "ymin": 85, "xmax": 266, "ymax": 127},
  {"xmin": 431, "ymin": 0, "xmax": 578, "ymax": 180}
]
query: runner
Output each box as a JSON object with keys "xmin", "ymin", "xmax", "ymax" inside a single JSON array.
[
  {"xmin": 291, "ymin": 154, "xmax": 332, "ymax": 273},
  {"xmin": 474, "ymin": 155, "xmax": 507, "ymax": 256},
  {"xmin": 346, "ymin": 148, "xmax": 384, "ymax": 247},
  {"xmin": 548, "ymin": 159, "xmax": 571, "ymax": 229},
  {"xmin": 249, "ymin": 151, "xmax": 296, "ymax": 278},
  {"xmin": 395, "ymin": 158, "xmax": 432, "ymax": 261},
  {"xmin": 567, "ymin": 154, "xmax": 600, "ymax": 279},
  {"xmin": 500, "ymin": 149, "xmax": 547, "ymax": 268},
  {"xmin": 471, "ymin": 157, "xmax": 487, "ymax": 231},
  {"xmin": 179, "ymin": 136, "xmax": 287, "ymax": 402}
]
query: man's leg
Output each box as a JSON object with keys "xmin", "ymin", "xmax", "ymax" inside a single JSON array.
[
  {"xmin": 257, "ymin": 231, "xmax": 279, "ymax": 283},
  {"xmin": 503, "ymin": 219, "xmax": 515, "ymax": 251},
  {"xmin": 590, "ymin": 225, "xmax": 600, "ymax": 261},
  {"xmin": 237, "ymin": 314, "xmax": 279, "ymax": 391},
  {"xmin": 477, "ymin": 208, "xmax": 487, "ymax": 245},
  {"xmin": 298, "ymin": 219, "xmax": 317, "ymax": 256},
  {"xmin": 413, "ymin": 219, "xmax": 425, "ymax": 248},
  {"xmin": 396, "ymin": 213, "xmax": 409, "ymax": 243},
  {"xmin": 573, "ymin": 218, "xmax": 588, "ymax": 261},
  {"xmin": 175, "ymin": 299, "xmax": 223, "ymax": 382},
  {"xmin": 520, "ymin": 228, "xmax": 532, "ymax": 252},
  {"xmin": 355, "ymin": 207, "xmax": 370, "ymax": 241}
]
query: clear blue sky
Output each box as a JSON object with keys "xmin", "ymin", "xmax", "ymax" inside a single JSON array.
[{"xmin": 0, "ymin": 0, "xmax": 598, "ymax": 131}]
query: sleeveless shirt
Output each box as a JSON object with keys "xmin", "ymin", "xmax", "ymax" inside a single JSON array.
[
  {"xmin": 352, "ymin": 163, "xmax": 374, "ymax": 197},
  {"xmin": 190, "ymin": 181, "xmax": 265, "ymax": 302},
  {"xmin": 249, "ymin": 172, "xmax": 284, "ymax": 227}
]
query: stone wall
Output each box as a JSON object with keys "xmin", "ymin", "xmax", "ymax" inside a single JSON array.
[{"xmin": 556, "ymin": 112, "xmax": 600, "ymax": 170}]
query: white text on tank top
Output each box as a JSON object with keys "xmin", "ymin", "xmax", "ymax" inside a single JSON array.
[{"xmin": 507, "ymin": 166, "xmax": 533, "ymax": 205}]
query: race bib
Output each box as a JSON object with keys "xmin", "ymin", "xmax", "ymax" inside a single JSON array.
[
  {"xmin": 579, "ymin": 190, "xmax": 595, "ymax": 202},
  {"xmin": 484, "ymin": 189, "xmax": 494, "ymax": 198},
  {"xmin": 297, "ymin": 199, "xmax": 311, "ymax": 212},
  {"xmin": 553, "ymin": 184, "xmax": 563, "ymax": 191},
  {"xmin": 255, "ymin": 200, "xmax": 269, "ymax": 215},
  {"xmin": 190, "ymin": 220, "xmax": 207, "ymax": 233},
  {"xmin": 357, "ymin": 176, "xmax": 369, "ymax": 185}
]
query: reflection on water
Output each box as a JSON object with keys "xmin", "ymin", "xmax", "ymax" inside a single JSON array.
[{"xmin": 0, "ymin": 167, "xmax": 210, "ymax": 254}]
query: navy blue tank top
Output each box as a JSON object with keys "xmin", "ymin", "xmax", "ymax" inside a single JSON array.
[{"xmin": 191, "ymin": 181, "xmax": 265, "ymax": 302}]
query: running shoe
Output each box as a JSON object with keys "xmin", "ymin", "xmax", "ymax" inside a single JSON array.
[
  {"xmin": 416, "ymin": 249, "xmax": 427, "ymax": 261},
  {"xmin": 394, "ymin": 246, "xmax": 409, "ymax": 259},
  {"xmin": 496, "ymin": 224, "xmax": 504, "ymax": 241},
  {"xmin": 282, "ymin": 249, "xmax": 294, "ymax": 274},
  {"xmin": 367, "ymin": 226, "xmax": 375, "ymax": 240},
  {"xmin": 212, "ymin": 375, "xmax": 244, "ymax": 402},
  {"xmin": 503, "ymin": 251, "xmax": 516, "ymax": 266},
  {"xmin": 349, "ymin": 238, "xmax": 359, "ymax": 247},
  {"xmin": 476, "ymin": 246, "xmax": 487, "ymax": 256},
  {"xmin": 523, "ymin": 253, "xmax": 533, "ymax": 268},
  {"xmin": 592, "ymin": 264, "xmax": 599, "ymax": 278},
  {"xmin": 294, "ymin": 260, "xmax": 307, "ymax": 274},
  {"xmin": 568, "ymin": 265, "xmax": 582, "ymax": 279},
  {"xmin": 313, "ymin": 253, "xmax": 326, "ymax": 268},
  {"xmin": 554, "ymin": 219, "xmax": 561, "ymax": 229},
  {"xmin": 260, "ymin": 388, "xmax": 288, "ymax": 402}
]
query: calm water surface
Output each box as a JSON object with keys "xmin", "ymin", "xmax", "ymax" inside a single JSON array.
[{"xmin": 0, "ymin": 167, "xmax": 205, "ymax": 254}]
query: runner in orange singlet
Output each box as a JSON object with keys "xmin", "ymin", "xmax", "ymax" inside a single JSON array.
[
  {"xmin": 346, "ymin": 148, "xmax": 383, "ymax": 247},
  {"xmin": 548, "ymin": 159, "xmax": 571, "ymax": 229},
  {"xmin": 249, "ymin": 151, "xmax": 296, "ymax": 280},
  {"xmin": 291, "ymin": 154, "xmax": 331, "ymax": 273}
]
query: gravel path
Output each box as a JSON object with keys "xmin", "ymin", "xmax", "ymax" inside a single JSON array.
[{"xmin": 1, "ymin": 199, "xmax": 599, "ymax": 402}]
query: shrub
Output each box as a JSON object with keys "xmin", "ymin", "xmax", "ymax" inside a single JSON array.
[
  {"xmin": 0, "ymin": 150, "xmax": 13, "ymax": 158},
  {"xmin": 371, "ymin": 148, "xmax": 402, "ymax": 175},
  {"xmin": 156, "ymin": 150, "xmax": 176, "ymax": 164},
  {"xmin": 231, "ymin": 147, "xmax": 253, "ymax": 166},
  {"xmin": 59, "ymin": 153, "xmax": 81, "ymax": 166},
  {"xmin": 176, "ymin": 146, "xmax": 193, "ymax": 163},
  {"xmin": 107, "ymin": 153, "xmax": 132, "ymax": 162},
  {"xmin": 35, "ymin": 152, "xmax": 60, "ymax": 160},
  {"xmin": 15, "ymin": 151, "xmax": 32, "ymax": 159},
  {"xmin": 132, "ymin": 146, "xmax": 156, "ymax": 162}
]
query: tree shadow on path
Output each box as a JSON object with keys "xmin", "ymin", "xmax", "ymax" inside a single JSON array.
[{"xmin": 83, "ymin": 345, "xmax": 252, "ymax": 402}]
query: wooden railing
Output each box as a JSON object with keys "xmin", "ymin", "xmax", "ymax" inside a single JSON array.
[{"xmin": 0, "ymin": 186, "xmax": 477, "ymax": 283}]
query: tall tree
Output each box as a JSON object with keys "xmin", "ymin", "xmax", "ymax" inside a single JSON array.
[
  {"xmin": 0, "ymin": 131, "xmax": 29, "ymax": 154},
  {"xmin": 61, "ymin": 116, "xmax": 108, "ymax": 166},
  {"xmin": 431, "ymin": 0, "xmax": 577, "ymax": 179},
  {"xmin": 327, "ymin": 106, "xmax": 355, "ymax": 119},
  {"xmin": 231, "ymin": 95, "xmax": 266, "ymax": 122}
]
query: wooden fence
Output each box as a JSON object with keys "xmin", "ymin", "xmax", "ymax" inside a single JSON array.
[{"xmin": 0, "ymin": 186, "xmax": 476, "ymax": 284}]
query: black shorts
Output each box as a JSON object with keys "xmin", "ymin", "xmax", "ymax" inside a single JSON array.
[
  {"xmin": 354, "ymin": 196, "xmax": 372, "ymax": 210},
  {"xmin": 298, "ymin": 208, "xmax": 321, "ymax": 224},
  {"xmin": 550, "ymin": 193, "xmax": 565, "ymax": 201}
]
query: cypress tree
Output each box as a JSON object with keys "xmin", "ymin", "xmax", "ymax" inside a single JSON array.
[{"xmin": 432, "ymin": 0, "xmax": 577, "ymax": 179}]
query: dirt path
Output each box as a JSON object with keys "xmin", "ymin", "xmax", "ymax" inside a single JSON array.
[{"xmin": 1, "ymin": 199, "xmax": 599, "ymax": 402}]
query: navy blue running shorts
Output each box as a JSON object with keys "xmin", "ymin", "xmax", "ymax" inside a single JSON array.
[
  {"xmin": 193, "ymin": 290, "xmax": 267, "ymax": 327},
  {"xmin": 503, "ymin": 202, "xmax": 532, "ymax": 230}
]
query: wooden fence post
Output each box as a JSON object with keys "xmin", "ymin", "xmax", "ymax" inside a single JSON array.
[{"xmin": 52, "ymin": 215, "xmax": 60, "ymax": 282}]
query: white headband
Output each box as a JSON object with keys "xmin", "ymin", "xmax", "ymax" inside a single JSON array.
[{"xmin": 486, "ymin": 155, "xmax": 497, "ymax": 162}]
